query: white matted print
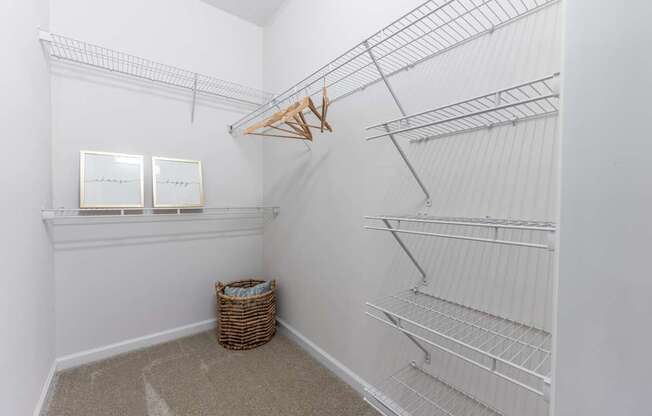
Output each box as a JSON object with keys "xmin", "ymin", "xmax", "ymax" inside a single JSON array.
[
  {"xmin": 152, "ymin": 157, "xmax": 204, "ymax": 208},
  {"xmin": 80, "ymin": 151, "xmax": 144, "ymax": 208}
]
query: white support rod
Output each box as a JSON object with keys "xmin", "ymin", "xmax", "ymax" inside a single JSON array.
[
  {"xmin": 387, "ymin": 129, "xmax": 431, "ymax": 202},
  {"xmin": 365, "ymin": 215, "xmax": 556, "ymax": 232},
  {"xmin": 364, "ymin": 226, "xmax": 551, "ymax": 250},
  {"xmin": 366, "ymin": 93, "xmax": 560, "ymax": 141},
  {"xmin": 383, "ymin": 312, "xmax": 431, "ymax": 364},
  {"xmin": 363, "ymin": 41, "xmax": 407, "ymax": 116},
  {"xmin": 381, "ymin": 219, "xmax": 428, "ymax": 284},
  {"xmin": 191, "ymin": 73, "xmax": 198, "ymax": 122},
  {"xmin": 363, "ymin": 41, "xmax": 431, "ymax": 202}
]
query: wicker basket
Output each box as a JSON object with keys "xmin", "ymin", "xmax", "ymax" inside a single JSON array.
[{"xmin": 215, "ymin": 279, "xmax": 277, "ymax": 350}]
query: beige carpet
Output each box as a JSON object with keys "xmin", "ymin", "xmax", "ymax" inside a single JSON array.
[{"xmin": 44, "ymin": 331, "xmax": 375, "ymax": 416}]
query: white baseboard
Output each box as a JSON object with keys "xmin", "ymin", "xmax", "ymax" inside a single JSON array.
[
  {"xmin": 277, "ymin": 317, "xmax": 370, "ymax": 395},
  {"xmin": 33, "ymin": 361, "xmax": 57, "ymax": 416},
  {"xmin": 56, "ymin": 318, "xmax": 217, "ymax": 371}
]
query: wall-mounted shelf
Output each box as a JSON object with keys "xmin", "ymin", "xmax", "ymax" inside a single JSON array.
[
  {"xmin": 367, "ymin": 288, "xmax": 551, "ymax": 397},
  {"xmin": 366, "ymin": 73, "xmax": 560, "ymax": 142},
  {"xmin": 41, "ymin": 206, "xmax": 279, "ymax": 223},
  {"xmin": 365, "ymin": 215, "xmax": 556, "ymax": 250},
  {"xmin": 366, "ymin": 363, "xmax": 503, "ymax": 416},
  {"xmin": 39, "ymin": 31, "xmax": 273, "ymax": 120},
  {"xmin": 229, "ymin": 0, "xmax": 560, "ymax": 135}
]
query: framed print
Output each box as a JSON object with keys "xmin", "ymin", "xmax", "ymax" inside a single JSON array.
[
  {"xmin": 152, "ymin": 157, "xmax": 204, "ymax": 208},
  {"xmin": 80, "ymin": 151, "xmax": 144, "ymax": 208}
]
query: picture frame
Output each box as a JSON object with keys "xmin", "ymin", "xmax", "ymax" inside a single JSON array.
[
  {"xmin": 79, "ymin": 151, "xmax": 144, "ymax": 208},
  {"xmin": 152, "ymin": 157, "xmax": 204, "ymax": 208}
]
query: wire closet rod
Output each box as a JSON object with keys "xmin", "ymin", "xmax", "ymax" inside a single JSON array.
[{"xmin": 229, "ymin": 0, "xmax": 560, "ymax": 134}]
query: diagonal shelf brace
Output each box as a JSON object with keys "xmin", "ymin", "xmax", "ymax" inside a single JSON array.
[
  {"xmin": 364, "ymin": 41, "xmax": 431, "ymax": 206},
  {"xmin": 191, "ymin": 73, "xmax": 198, "ymax": 123},
  {"xmin": 384, "ymin": 312, "xmax": 431, "ymax": 364},
  {"xmin": 382, "ymin": 219, "xmax": 427, "ymax": 286}
]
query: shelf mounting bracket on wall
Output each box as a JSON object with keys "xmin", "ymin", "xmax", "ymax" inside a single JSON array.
[
  {"xmin": 363, "ymin": 40, "xmax": 431, "ymax": 207},
  {"xmin": 381, "ymin": 219, "xmax": 427, "ymax": 287},
  {"xmin": 384, "ymin": 312, "xmax": 431, "ymax": 365},
  {"xmin": 190, "ymin": 73, "xmax": 198, "ymax": 122}
]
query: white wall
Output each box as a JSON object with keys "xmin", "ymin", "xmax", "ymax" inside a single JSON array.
[
  {"xmin": 263, "ymin": 1, "xmax": 561, "ymax": 415},
  {"xmin": 0, "ymin": 0, "xmax": 55, "ymax": 415},
  {"xmin": 554, "ymin": 1, "xmax": 652, "ymax": 415},
  {"xmin": 49, "ymin": 0, "xmax": 266, "ymax": 357}
]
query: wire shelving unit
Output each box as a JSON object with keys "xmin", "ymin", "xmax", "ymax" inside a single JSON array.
[
  {"xmin": 229, "ymin": 0, "xmax": 560, "ymax": 135},
  {"xmin": 352, "ymin": 0, "xmax": 560, "ymax": 412},
  {"xmin": 39, "ymin": 31, "xmax": 274, "ymax": 120},
  {"xmin": 365, "ymin": 363, "xmax": 503, "ymax": 416},
  {"xmin": 41, "ymin": 206, "xmax": 279, "ymax": 223},
  {"xmin": 367, "ymin": 289, "xmax": 551, "ymax": 396},
  {"xmin": 366, "ymin": 74, "xmax": 560, "ymax": 142}
]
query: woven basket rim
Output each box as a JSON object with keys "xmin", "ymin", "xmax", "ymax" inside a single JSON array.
[{"xmin": 216, "ymin": 278, "xmax": 276, "ymax": 301}]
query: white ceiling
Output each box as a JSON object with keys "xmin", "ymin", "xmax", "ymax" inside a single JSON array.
[{"xmin": 201, "ymin": 0, "xmax": 285, "ymax": 26}]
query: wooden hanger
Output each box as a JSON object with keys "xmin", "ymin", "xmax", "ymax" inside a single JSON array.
[
  {"xmin": 244, "ymin": 84, "xmax": 333, "ymax": 141},
  {"xmin": 321, "ymin": 85, "xmax": 330, "ymax": 133},
  {"xmin": 244, "ymin": 103, "xmax": 312, "ymax": 140},
  {"xmin": 281, "ymin": 96, "xmax": 332, "ymax": 132}
]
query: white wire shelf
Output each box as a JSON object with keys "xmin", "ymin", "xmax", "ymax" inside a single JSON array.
[
  {"xmin": 366, "ymin": 363, "xmax": 503, "ymax": 416},
  {"xmin": 366, "ymin": 74, "xmax": 560, "ymax": 142},
  {"xmin": 367, "ymin": 288, "xmax": 551, "ymax": 396},
  {"xmin": 41, "ymin": 206, "xmax": 279, "ymax": 222},
  {"xmin": 39, "ymin": 31, "xmax": 273, "ymax": 108},
  {"xmin": 229, "ymin": 0, "xmax": 559, "ymax": 134},
  {"xmin": 365, "ymin": 215, "xmax": 556, "ymax": 250}
]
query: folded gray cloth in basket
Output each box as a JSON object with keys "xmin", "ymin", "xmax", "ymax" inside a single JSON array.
[{"xmin": 224, "ymin": 281, "xmax": 272, "ymax": 297}]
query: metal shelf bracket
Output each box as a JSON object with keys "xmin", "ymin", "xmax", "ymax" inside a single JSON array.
[
  {"xmin": 363, "ymin": 41, "xmax": 431, "ymax": 205},
  {"xmin": 381, "ymin": 219, "xmax": 428, "ymax": 286},
  {"xmin": 543, "ymin": 377, "xmax": 551, "ymax": 402},
  {"xmin": 191, "ymin": 73, "xmax": 198, "ymax": 122},
  {"xmin": 385, "ymin": 313, "xmax": 431, "ymax": 364}
]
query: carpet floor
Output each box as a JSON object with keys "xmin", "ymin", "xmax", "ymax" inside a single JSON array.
[{"xmin": 44, "ymin": 331, "xmax": 375, "ymax": 416}]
